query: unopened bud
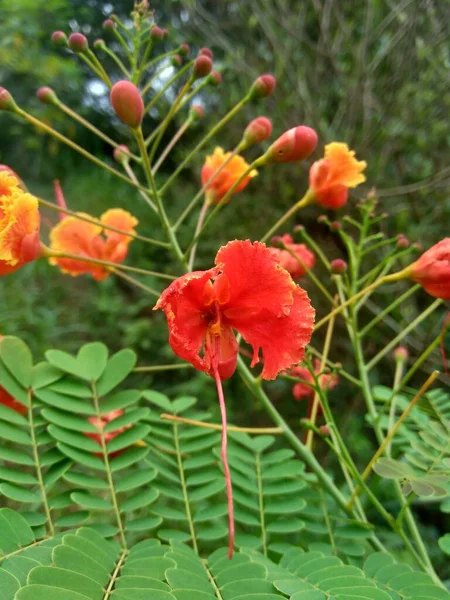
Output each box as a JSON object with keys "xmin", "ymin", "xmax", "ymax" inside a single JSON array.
[
  {"xmin": 199, "ymin": 47, "xmax": 213, "ymax": 59},
  {"xmin": 162, "ymin": 28, "xmax": 170, "ymax": 38},
  {"xmin": 68, "ymin": 32, "xmax": 89, "ymax": 53},
  {"xmin": 207, "ymin": 70, "xmax": 222, "ymax": 86},
  {"xmin": 150, "ymin": 25, "xmax": 164, "ymax": 41},
  {"xmin": 179, "ymin": 43, "xmax": 190, "ymax": 56},
  {"xmin": 36, "ymin": 87, "xmax": 59, "ymax": 105},
  {"xmin": 393, "ymin": 346, "xmax": 409, "ymax": 362},
  {"xmin": 396, "ymin": 234, "xmax": 410, "ymax": 249},
  {"xmin": 113, "ymin": 144, "xmax": 131, "ymax": 164},
  {"xmin": 0, "ymin": 88, "xmax": 18, "ymax": 112},
  {"xmin": 317, "ymin": 215, "xmax": 328, "ymax": 224},
  {"xmin": 51, "ymin": 31, "xmax": 68, "ymax": 47},
  {"xmin": 243, "ymin": 117, "xmax": 272, "ymax": 146},
  {"xmin": 293, "ymin": 224, "xmax": 305, "ymax": 233},
  {"xmin": 189, "ymin": 104, "xmax": 204, "ymax": 122},
  {"xmin": 264, "ymin": 125, "xmax": 318, "ymax": 163},
  {"xmin": 319, "ymin": 425, "xmax": 331, "ymax": 436},
  {"xmin": 103, "ymin": 19, "xmax": 115, "ymax": 31},
  {"xmin": 171, "ymin": 54, "xmax": 182, "ymax": 67},
  {"xmin": 192, "ymin": 55, "xmax": 213, "ymax": 80},
  {"xmin": 250, "ymin": 74, "xmax": 276, "ymax": 99},
  {"xmin": 94, "ymin": 39, "xmax": 106, "ymax": 51},
  {"xmin": 270, "ymin": 235, "xmax": 284, "ymax": 247},
  {"xmin": 413, "ymin": 242, "xmax": 423, "ymax": 252},
  {"xmin": 330, "ymin": 221, "xmax": 341, "ymax": 231},
  {"xmin": 330, "ymin": 259, "xmax": 347, "ymax": 274},
  {"xmin": 110, "ymin": 81, "xmax": 144, "ymax": 128}
]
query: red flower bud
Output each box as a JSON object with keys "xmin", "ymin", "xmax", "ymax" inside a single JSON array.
[
  {"xmin": 265, "ymin": 125, "xmax": 318, "ymax": 163},
  {"xmin": 51, "ymin": 31, "xmax": 68, "ymax": 47},
  {"xmin": 207, "ymin": 70, "xmax": 222, "ymax": 86},
  {"xmin": 330, "ymin": 220, "xmax": 341, "ymax": 231},
  {"xmin": 36, "ymin": 87, "xmax": 59, "ymax": 105},
  {"xmin": 68, "ymin": 32, "xmax": 89, "ymax": 53},
  {"xmin": 330, "ymin": 259, "xmax": 347, "ymax": 274},
  {"xmin": 0, "ymin": 88, "xmax": 18, "ymax": 112},
  {"xmin": 110, "ymin": 81, "xmax": 144, "ymax": 128},
  {"xmin": 319, "ymin": 425, "xmax": 331, "ymax": 436},
  {"xmin": 243, "ymin": 117, "xmax": 272, "ymax": 146},
  {"xmin": 162, "ymin": 28, "xmax": 170, "ymax": 38},
  {"xmin": 193, "ymin": 55, "xmax": 213, "ymax": 80},
  {"xmin": 250, "ymin": 74, "xmax": 276, "ymax": 98},
  {"xmin": 393, "ymin": 346, "xmax": 409, "ymax": 362},
  {"xmin": 94, "ymin": 39, "xmax": 106, "ymax": 51},
  {"xmin": 199, "ymin": 47, "xmax": 213, "ymax": 59},
  {"xmin": 179, "ymin": 43, "xmax": 190, "ymax": 56},
  {"xmin": 317, "ymin": 215, "xmax": 328, "ymax": 224},
  {"xmin": 113, "ymin": 144, "xmax": 131, "ymax": 164},
  {"xmin": 103, "ymin": 19, "xmax": 116, "ymax": 31},
  {"xmin": 150, "ymin": 25, "xmax": 164, "ymax": 40},
  {"xmin": 171, "ymin": 54, "xmax": 182, "ymax": 67},
  {"xmin": 396, "ymin": 234, "xmax": 410, "ymax": 249},
  {"xmin": 189, "ymin": 104, "xmax": 204, "ymax": 122},
  {"xmin": 408, "ymin": 238, "xmax": 450, "ymax": 299}
]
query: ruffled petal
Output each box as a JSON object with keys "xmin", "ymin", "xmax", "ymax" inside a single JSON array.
[
  {"xmin": 101, "ymin": 208, "xmax": 138, "ymax": 265},
  {"xmin": 154, "ymin": 269, "xmax": 218, "ymax": 373},
  {"xmin": 234, "ymin": 286, "xmax": 315, "ymax": 380},
  {"xmin": 0, "ymin": 192, "xmax": 40, "ymax": 265}
]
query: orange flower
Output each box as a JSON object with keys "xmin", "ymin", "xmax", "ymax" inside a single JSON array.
[
  {"xmin": 49, "ymin": 208, "xmax": 138, "ymax": 281},
  {"xmin": 201, "ymin": 147, "xmax": 257, "ymax": 205},
  {"xmin": 309, "ymin": 142, "xmax": 366, "ymax": 209},
  {"xmin": 0, "ymin": 171, "xmax": 40, "ymax": 276}
]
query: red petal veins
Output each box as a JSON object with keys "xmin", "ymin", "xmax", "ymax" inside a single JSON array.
[
  {"xmin": 155, "ymin": 269, "xmax": 218, "ymax": 373},
  {"xmin": 233, "ymin": 286, "xmax": 315, "ymax": 380},
  {"xmin": 216, "ymin": 239, "xmax": 296, "ymax": 319}
]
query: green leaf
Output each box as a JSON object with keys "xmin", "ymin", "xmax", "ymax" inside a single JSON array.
[
  {"xmin": 103, "ymin": 408, "xmax": 150, "ymax": 433},
  {"xmin": 0, "ymin": 569, "xmax": 20, "ymax": 600},
  {"xmin": 48, "ymin": 425, "xmax": 101, "ymax": 453},
  {"xmin": 126, "ymin": 516, "xmax": 163, "ymax": 531},
  {"xmin": 57, "ymin": 443, "xmax": 104, "ymax": 471},
  {"xmin": 109, "ymin": 446, "xmax": 149, "ymax": 472},
  {"xmin": 51, "ymin": 380, "xmax": 92, "ymax": 399},
  {"xmin": 0, "ymin": 361, "xmax": 29, "ymax": 406},
  {"xmin": 111, "ymin": 591, "xmax": 175, "ymax": 600},
  {"xmin": 267, "ymin": 518, "xmax": 305, "ymax": 533},
  {"xmin": 172, "ymin": 397, "xmax": 197, "ymax": 414},
  {"xmin": 64, "ymin": 471, "xmax": 109, "ymax": 490},
  {"xmin": 96, "ymin": 349, "xmax": 137, "ymax": 396},
  {"xmin": 115, "ymin": 575, "xmax": 170, "ymax": 591},
  {"xmin": 0, "ymin": 336, "xmax": 33, "ymax": 387},
  {"xmin": 100, "ymin": 390, "xmax": 142, "ymax": 413},
  {"xmin": 438, "ymin": 533, "xmax": 450, "ymax": 555},
  {"xmin": 16, "ymin": 585, "xmax": 93, "ymax": 600},
  {"xmin": 45, "ymin": 350, "xmax": 92, "ymax": 381},
  {"xmin": 42, "ymin": 408, "xmax": 98, "ymax": 433},
  {"xmin": 373, "ymin": 458, "xmax": 416, "ymax": 479},
  {"xmin": 54, "ymin": 512, "xmax": 90, "ymax": 527},
  {"xmin": 34, "ymin": 388, "xmax": 95, "ymax": 416},
  {"xmin": 0, "ymin": 404, "xmax": 28, "ymax": 425},
  {"xmin": 165, "ymin": 568, "xmax": 212, "ymax": 593},
  {"xmin": 106, "ymin": 424, "xmax": 151, "ymax": 453},
  {"xmin": 0, "ymin": 483, "xmax": 41, "ymax": 503},
  {"xmin": 0, "ymin": 467, "xmax": 37, "ymax": 485},
  {"xmin": 121, "ymin": 487, "xmax": 159, "ymax": 511},
  {"xmin": 70, "ymin": 492, "xmax": 113, "ymax": 511},
  {"xmin": 52, "ymin": 545, "xmax": 109, "ymax": 585},
  {"xmin": 121, "ymin": 556, "xmax": 176, "ymax": 578},
  {"xmin": 28, "ymin": 567, "xmax": 104, "ymax": 600},
  {"xmin": 115, "ymin": 468, "xmax": 157, "ymax": 492},
  {"xmin": 32, "ymin": 362, "xmax": 63, "ymax": 390},
  {"xmin": 77, "ymin": 343, "xmax": 108, "ymax": 382},
  {"xmin": 142, "ymin": 390, "xmax": 172, "ymax": 412}
]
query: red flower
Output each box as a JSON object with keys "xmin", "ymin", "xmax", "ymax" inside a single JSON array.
[
  {"xmin": 270, "ymin": 234, "xmax": 316, "ymax": 279},
  {"xmin": 84, "ymin": 409, "xmax": 128, "ymax": 456},
  {"xmin": 408, "ymin": 238, "xmax": 450, "ymax": 300},
  {"xmin": 290, "ymin": 359, "xmax": 338, "ymax": 402},
  {"xmin": 155, "ymin": 240, "xmax": 315, "ymax": 381}
]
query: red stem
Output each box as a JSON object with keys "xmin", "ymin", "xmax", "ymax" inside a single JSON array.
[{"xmin": 213, "ymin": 366, "xmax": 234, "ymax": 559}]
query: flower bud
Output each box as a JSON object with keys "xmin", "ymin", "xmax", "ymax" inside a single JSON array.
[
  {"xmin": 243, "ymin": 117, "xmax": 272, "ymax": 146},
  {"xmin": 110, "ymin": 81, "xmax": 144, "ymax": 128},
  {"xmin": 113, "ymin": 144, "xmax": 131, "ymax": 164},
  {"xmin": 179, "ymin": 43, "xmax": 190, "ymax": 56},
  {"xmin": 51, "ymin": 31, "xmax": 68, "ymax": 47},
  {"xmin": 68, "ymin": 32, "xmax": 89, "ymax": 53},
  {"xmin": 293, "ymin": 224, "xmax": 305, "ymax": 233},
  {"xmin": 199, "ymin": 47, "xmax": 213, "ymax": 59},
  {"xmin": 250, "ymin": 74, "xmax": 276, "ymax": 99},
  {"xmin": 94, "ymin": 39, "xmax": 106, "ymax": 51},
  {"xmin": 103, "ymin": 19, "xmax": 115, "ymax": 31},
  {"xmin": 150, "ymin": 25, "xmax": 164, "ymax": 41},
  {"xmin": 396, "ymin": 234, "xmax": 410, "ymax": 249},
  {"xmin": 162, "ymin": 28, "xmax": 170, "ymax": 38},
  {"xmin": 319, "ymin": 425, "xmax": 331, "ymax": 436},
  {"xmin": 393, "ymin": 346, "xmax": 409, "ymax": 362},
  {"xmin": 413, "ymin": 242, "xmax": 423, "ymax": 252},
  {"xmin": 270, "ymin": 235, "xmax": 284, "ymax": 247},
  {"xmin": 36, "ymin": 87, "xmax": 58, "ymax": 105},
  {"xmin": 171, "ymin": 54, "xmax": 182, "ymax": 67},
  {"xmin": 317, "ymin": 215, "xmax": 328, "ymax": 224},
  {"xmin": 192, "ymin": 55, "xmax": 213, "ymax": 80},
  {"xmin": 330, "ymin": 259, "xmax": 347, "ymax": 274},
  {"xmin": 0, "ymin": 88, "xmax": 18, "ymax": 112},
  {"xmin": 330, "ymin": 220, "xmax": 341, "ymax": 231},
  {"xmin": 264, "ymin": 125, "xmax": 318, "ymax": 163},
  {"xmin": 207, "ymin": 70, "xmax": 222, "ymax": 86},
  {"xmin": 189, "ymin": 104, "xmax": 204, "ymax": 122}
]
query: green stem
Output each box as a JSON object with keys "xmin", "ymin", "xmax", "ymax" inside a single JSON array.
[
  {"xmin": 387, "ymin": 359, "xmax": 406, "ymax": 457},
  {"xmin": 144, "ymin": 62, "xmax": 194, "ymax": 113},
  {"xmin": 260, "ymin": 189, "xmax": 315, "ymax": 243},
  {"xmin": 187, "ymin": 198, "xmax": 209, "ymax": 271},
  {"xmin": 296, "ymin": 227, "xmax": 332, "ymax": 270},
  {"xmin": 102, "ymin": 46, "xmax": 131, "ymax": 77},
  {"xmin": 152, "ymin": 118, "xmax": 191, "ymax": 174},
  {"xmin": 359, "ymin": 285, "xmax": 420, "ymax": 337},
  {"xmin": 134, "ymin": 363, "xmax": 192, "ymax": 373},
  {"xmin": 135, "ymin": 127, "xmax": 188, "ymax": 270},
  {"xmin": 28, "ymin": 390, "xmax": 54, "ymax": 536},
  {"xmin": 112, "ymin": 27, "xmax": 133, "ymax": 62},
  {"xmin": 158, "ymin": 93, "xmax": 252, "ymax": 195},
  {"xmin": 366, "ymin": 300, "xmax": 442, "ymax": 371},
  {"xmin": 104, "ymin": 550, "xmax": 128, "ymax": 600},
  {"xmin": 87, "ymin": 49, "xmax": 112, "ymax": 86},
  {"xmin": 78, "ymin": 53, "xmax": 110, "ymax": 87},
  {"xmin": 173, "ymin": 423, "xmax": 199, "ymax": 553},
  {"xmin": 91, "ymin": 382, "xmax": 127, "ymax": 549},
  {"xmin": 255, "ymin": 451, "xmax": 267, "ymax": 556},
  {"xmin": 112, "ymin": 268, "xmax": 160, "ymax": 297},
  {"xmin": 122, "ymin": 161, "xmax": 158, "ymax": 213}
]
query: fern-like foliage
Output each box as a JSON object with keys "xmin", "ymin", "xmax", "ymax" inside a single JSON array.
[{"xmin": 1, "ymin": 510, "xmax": 449, "ymax": 600}]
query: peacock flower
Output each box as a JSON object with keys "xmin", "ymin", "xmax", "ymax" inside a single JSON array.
[
  {"xmin": 201, "ymin": 147, "xmax": 257, "ymax": 205},
  {"xmin": 84, "ymin": 409, "xmax": 130, "ymax": 456},
  {"xmin": 309, "ymin": 142, "xmax": 367, "ymax": 209},
  {"xmin": 290, "ymin": 358, "xmax": 339, "ymax": 402},
  {"xmin": 0, "ymin": 171, "xmax": 41, "ymax": 276},
  {"xmin": 48, "ymin": 209, "xmax": 138, "ymax": 281},
  {"xmin": 407, "ymin": 238, "xmax": 450, "ymax": 299},
  {"xmin": 270, "ymin": 234, "xmax": 316, "ymax": 279}
]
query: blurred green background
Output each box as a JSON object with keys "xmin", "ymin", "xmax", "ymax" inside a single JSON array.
[{"xmin": 0, "ymin": 0, "xmax": 448, "ymax": 403}]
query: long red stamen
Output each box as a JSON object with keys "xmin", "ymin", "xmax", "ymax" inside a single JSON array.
[
  {"xmin": 53, "ymin": 179, "xmax": 68, "ymax": 221},
  {"xmin": 212, "ymin": 356, "xmax": 234, "ymax": 559}
]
